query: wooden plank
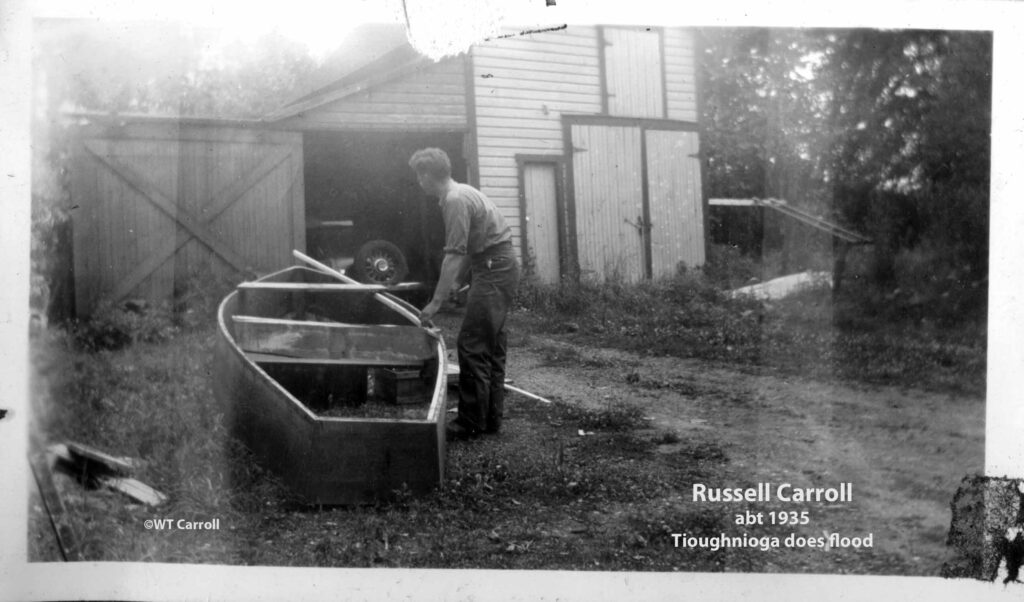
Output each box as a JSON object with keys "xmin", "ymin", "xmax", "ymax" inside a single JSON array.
[
  {"xmin": 709, "ymin": 198, "xmax": 757, "ymax": 206},
  {"xmin": 30, "ymin": 451, "xmax": 81, "ymax": 561},
  {"xmin": 316, "ymin": 102, "xmax": 467, "ymax": 115},
  {"xmin": 285, "ymin": 113, "xmax": 467, "ymax": 128},
  {"xmin": 232, "ymin": 316, "xmax": 434, "ymax": 364},
  {"xmin": 505, "ymin": 382, "xmax": 553, "ymax": 404},
  {"xmin": 350, "ymin": 85, "xmax": 468, "ymax": 99},
  {"xmin": 71, "ymin": 118, "xmax": 299, "ymax": 143},
  {"xmin": 476, "ymin": 115, "xmax": 565, "ymax": 130},
  {"xmin": 289, "ymin": 147, "xmax": 306, "ymax": 257},
  {"xmin": 473, "ymin": 84, "xmax": 603, "ymax": 104},
  {"xmin": 471, "ymin": 45, "xmax": 600, "ymax": 66},
  {"xmin": 283, "ymin": 120, "xmax": 469, "ymax": 133},
  {"xmin": 237, "ymin": 282, "xmax": 387, "ymax": 291},
  {"xmin": 473, "ymin": 64, "xmax": 601, "ymax": 84},
  {"xmin": 96, "ymin": 476, "xmax": 168, "ymax": 506},
  {"xmin": 63, "ymin": 441, "xmax": 135, "ymax": 475},
  {"xmin": 245, "ymin": 351, "xmax": 422, "ymax": 367},
  {"xmin": 484, "ymin": 26, "xmax": 598, "ymax": 48},
  {"xmin": 478, "ymin": 36, "xmax": 599, "ymax": 56}
]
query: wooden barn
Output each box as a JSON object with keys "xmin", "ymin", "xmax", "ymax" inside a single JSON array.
[{"xmin": 68, "ymin": 23, "xmax": 705, "ymax": 316}]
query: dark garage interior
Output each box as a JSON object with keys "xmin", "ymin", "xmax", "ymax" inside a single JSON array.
[{"xmin": 303, "ymin": 130, "xmax": 467, "ymax": 286}]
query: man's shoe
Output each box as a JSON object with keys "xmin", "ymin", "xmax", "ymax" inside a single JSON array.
[
  {"xmin": 446, "ymin": 421, "xmax": 480, "ymax": 441},
  {"xmin": 483, "ymin": 414, "xmax": 501, "ymax": 434}
]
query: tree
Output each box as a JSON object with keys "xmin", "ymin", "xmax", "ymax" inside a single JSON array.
[
  {"xmin": 31, "ymin": 20, "xmax": 321, "ymax": 320},
  {"xmin": 823, "ymin": 30, "xmax": 991, "ymax": 280},
  {"xmin": 698, "ymin": 27, "xmax": 991, "ymax": 291}
]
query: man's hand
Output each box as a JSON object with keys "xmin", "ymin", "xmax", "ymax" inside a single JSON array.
[
  {"xmin": 423, "ymin": 253, "xmax": 469, "ymax": 324},
  {"xmin": 420, "ymin": 298, "xmax": 443, "ymax": 324}
]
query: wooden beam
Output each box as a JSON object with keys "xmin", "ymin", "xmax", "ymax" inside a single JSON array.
[
  {"xmin": 245, "ymin": 351, "xmax": 423, "ymax": 367},
  {"xmin": 708, "ymin": 197, "xmax": 872, "ymax": 244},
  {"xmin": 96, "ymin": 476, "xmax": 168, "ymax": 506},
  {"xmin": 504, "ymin": 382, "xmax": 553, "ymax": 404},
  {"xmin": 709, "ymin": 198, "xmax": 757, "ymax": 206},
  {"xmin": 237, "ymin": 282, "xmax": 387, "ymax": 292},
  {"xmin": 232, "ymin": 315, "xmax": 434, "ymax": 364},
  {"xmin": 29, "ymin": 451, "xmax": 82, "ymax": 561},
  {"xmin": 62, "ymin": 441, "xmax": 134, "ymax": 476}
]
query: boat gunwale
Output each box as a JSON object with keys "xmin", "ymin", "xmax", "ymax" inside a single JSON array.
[{"xmin": 217, "ymin": 265, "xmax": 447, "ymax": 426}]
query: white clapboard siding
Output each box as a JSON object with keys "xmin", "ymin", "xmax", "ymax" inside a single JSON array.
[
  {"xmin": 570, "ymin": 124, "xmax": 646, "ymax": 282},
  {"xmin": 604, "ymin": 27, "xmax": 665, "ymax": 119},
  {"xmin": 663, "ymin": 28, "xmax": 699, "ymax": 122},
  {"xmin": 283, "ymin": 58, "xmax": 467, "ymax": 131},
  {"xmin": 645, "ymin": 129, "xmax": 705, "ymax": 276},
  {"xmin": 472, "ymin": 26, "xmax": 602, "ymax": 259}
]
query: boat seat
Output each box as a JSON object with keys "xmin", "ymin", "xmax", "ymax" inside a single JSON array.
[
  {"xmin": 245, "ymin": 351, "xmax": 426, "ymax": 367},
  {"xmin": 232, "ymin": 315, "xmax": 435, "ymax": 366}
]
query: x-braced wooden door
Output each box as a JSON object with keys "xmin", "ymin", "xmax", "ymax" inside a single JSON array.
[{"xmin": 70, "ymin": 122, "xmax": 304, "ymax": 317}]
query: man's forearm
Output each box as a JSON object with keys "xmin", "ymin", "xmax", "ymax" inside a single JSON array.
[{"xmin": 432, "ymin": 253, "xmax": 470, "ymax": 304}]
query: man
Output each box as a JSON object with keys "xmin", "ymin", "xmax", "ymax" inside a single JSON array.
[{"xmin": 409, "ymin": 148, "xmax": 520, "ymax": 440}]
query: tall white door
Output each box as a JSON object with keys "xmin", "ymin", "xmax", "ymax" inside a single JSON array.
[
  {"xmin": 522, "ymin": 162, "xmax": 561, "ymax": 283},
  {"xmin": 645, "ymin": 129, "xmax": 705, "ymax": 276},
  {"xmin": 570, "ymin": 124, "xmax": 645, "ymax": 282}
]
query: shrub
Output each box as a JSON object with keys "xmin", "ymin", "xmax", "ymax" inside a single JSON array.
[
  {"xmin": 702, "ymin": 243, "xmax": 760, "ymax": 289},
  {"xmin": 72, "ymin": 301, "xmax": 178, "ymax": 351},
  {"xmin": 514, "ymin": 276, "xmax": 594, "ymax": 315}
]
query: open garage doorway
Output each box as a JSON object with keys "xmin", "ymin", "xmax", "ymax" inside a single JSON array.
[{"xmin": 303, "ymin": 130, "xmax": 467, "ymax": 287}]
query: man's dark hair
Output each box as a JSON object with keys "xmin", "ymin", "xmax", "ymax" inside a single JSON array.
[{"xmin": 409, "ymin": 148, "xmax": 452, "ymax": 180}]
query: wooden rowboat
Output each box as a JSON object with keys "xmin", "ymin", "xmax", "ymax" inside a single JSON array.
[{"xmin": 213, "ymin": 263, "xmax": 447, "ymax": 505}]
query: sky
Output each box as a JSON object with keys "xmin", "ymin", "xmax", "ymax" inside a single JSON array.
[
  {"xmin": 26, "ymin": 0, "xmax": 564, "ymax": 60},
  {"xmin": 25, "ymin": 0, "xmax": 1009, "ymax": 61},
  {"xmin": 30, "ymin": 0, "xmax": 404, "ymax": 57}
]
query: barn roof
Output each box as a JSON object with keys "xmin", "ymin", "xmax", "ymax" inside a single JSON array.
[{"xmin": 265, "ymin": 23, "xmax": 431, "ymax": 121}]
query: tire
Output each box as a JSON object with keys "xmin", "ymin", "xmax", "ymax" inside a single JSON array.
[{"xmin": 352, "ymin": 239, "xmax": 409, "ymax": 285}]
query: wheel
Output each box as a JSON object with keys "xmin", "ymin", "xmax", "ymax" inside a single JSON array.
[{"xmin": 352, "ymin": 239, "xmax": 409, "ymax": 285}]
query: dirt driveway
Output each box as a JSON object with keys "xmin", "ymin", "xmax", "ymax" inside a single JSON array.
[{"xmin": 497, "ymin": 321, "xmax": 985, "ymax": 574}]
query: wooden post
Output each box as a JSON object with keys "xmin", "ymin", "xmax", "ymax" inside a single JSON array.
[{"xmin": 831, "ymin": 239, "xmax": 850, "ymax": 298}]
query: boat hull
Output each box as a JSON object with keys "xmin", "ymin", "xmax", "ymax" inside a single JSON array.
[{"xmin": 213, "ymin": 266, "xmax": 446, "ymax": 505}]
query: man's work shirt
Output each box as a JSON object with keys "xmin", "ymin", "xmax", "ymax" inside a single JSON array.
[{"xmin": 439, "ymin": 182, "xmax": 512, "ymax": 256}]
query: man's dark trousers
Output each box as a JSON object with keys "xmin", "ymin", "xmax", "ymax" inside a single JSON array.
[{"xmin": 456, "ymin": 242, "xmax": 520, "ymax": 434}]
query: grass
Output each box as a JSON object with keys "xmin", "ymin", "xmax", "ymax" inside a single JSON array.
[
  {"xmin": 27, "ymin": 247, "xmax": 984, "ymax": 570},
  {"xmin": 29, "ymin": 324, "xmax": 749, "ymax": 569},
  {"xmin": 513, "ymin": 256, "xmax": 986, "ymax": 397}
]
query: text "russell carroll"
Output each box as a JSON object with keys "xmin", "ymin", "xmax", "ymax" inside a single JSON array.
[{"xmin": 692, "ymin": 483, "xmax": 853, "ymax": 503}]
